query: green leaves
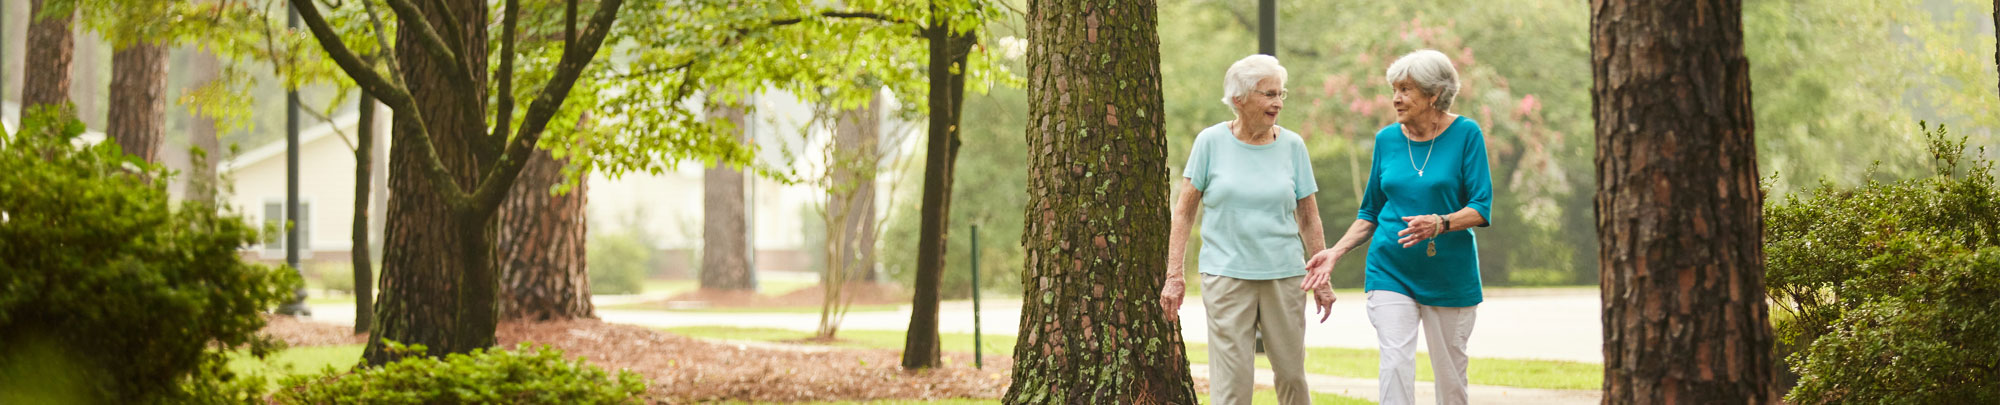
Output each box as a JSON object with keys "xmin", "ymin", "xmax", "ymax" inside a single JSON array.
[{"xmin": 273, "ymin": 342, "xmax": 649, "ymax": 404}]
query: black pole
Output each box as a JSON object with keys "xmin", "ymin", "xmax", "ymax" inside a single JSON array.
[
  {"xmin": 1258, "ymin": 0, "xmax": 1277, "ymax": 56},
  {"xmin": 277, "ymin": 3, "xmax": 311, "ymax": 316},
  {"xmin": 970, "ymin": 224, "xmax": 982, "ymax": 369}
]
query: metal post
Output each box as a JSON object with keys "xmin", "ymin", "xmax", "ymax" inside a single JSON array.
[
  {"xmin": 1258, "ymin": 0, "xmax": 1277, "ymax": 56},
  {"xmin": 276, "ymin": 4, "xmax": 311, "ymax": 316},
  {"xmin": 970, "ymin": 224, "xmax": 982, "ymax": 369}
]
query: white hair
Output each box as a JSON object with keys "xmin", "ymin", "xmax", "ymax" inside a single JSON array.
[
  {"xmin": 1385, "ymin": 49, "xmax": 1461, "ymax": 112},
  {"xmin": 1220, "ymin": 54, "xmax": 1288, "ymax": 110}
]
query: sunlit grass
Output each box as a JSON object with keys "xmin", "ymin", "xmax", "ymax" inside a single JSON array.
[{"xmin": 224, "ymin": 344, "xmax": 365, "ymax": 390}]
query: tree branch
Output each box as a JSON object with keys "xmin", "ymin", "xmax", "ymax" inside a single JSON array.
[
  {"xmin": 759, "ymin": 10, "xmax": 917, "ymax": 31},
  {"xmin": 289, "ymin": 0, "xmax": 472, "ymax": 208},
  {"xmin": 380, "ymin": 0, "xmax": 479, "ymax": 100},
  {"xmin": 468, "ymin": 0, "xmax": 626, "ymax": 216},
  {"xmin": 491, "ymin": 0, "xmax": 520, "ymax": 145},
  {"xmin": 425, "ymin": 0, "xmax": 471, "ymax": 63}
]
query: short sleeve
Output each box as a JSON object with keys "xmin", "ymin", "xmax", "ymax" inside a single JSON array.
[
  {"xmin": 1291, "ymin": 138, "xmax": 1318, "ymax": 200},
  {"xmin": 1182, "ymin": 133, "xmax": 1212, "ymax": 191},
  {"xmin": 1462, "ymin": 126, "xmax": 1495, "ymax": 227}
]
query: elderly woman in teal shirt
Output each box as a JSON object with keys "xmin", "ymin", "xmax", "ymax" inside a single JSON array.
[
  {"xmin": 1159, "ymin": 54, "xmax": 1337, "ymax": 405},
  {"xmin": 1300, "ymin": 49, "xmax": 1494, "ymax": 405}
]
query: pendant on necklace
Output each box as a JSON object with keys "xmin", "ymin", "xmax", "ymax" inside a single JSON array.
[
  {"xmin": 1418, "ymin": 170, "xmax": 1425, "ymax": 177},
  {"xmin": 1426, "ymin": 240, "xmax": 1437, "ymax": 257}
]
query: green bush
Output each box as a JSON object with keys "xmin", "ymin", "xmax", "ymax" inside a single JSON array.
[
  {"xmin": 274, "ymin": 342, "xmax": 648, "ymax": 404},
  {"xmin": 0, "ymin": 106, "xmax": 302, "ymax": 403},
  {"xmin": 587, "ymin": 231, "xmax": 649, "ymax": 295},
  {"xmin": 1764, "ymin": 123, "xmax": 2000, "ymax": 402}
]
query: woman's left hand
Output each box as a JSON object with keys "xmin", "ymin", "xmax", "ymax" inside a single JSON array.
[{"xmin": 1397, "ymin": 214, "xmax": 1442, "ymax": 248}]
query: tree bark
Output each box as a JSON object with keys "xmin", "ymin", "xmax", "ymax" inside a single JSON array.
[
  {"xmin": 701, "ymin": 104, "xmax": 754, "ymax": 291},
  {"xmin": 1592, "ymin": 0, "xmax": 1775, "ymax": 402},
  {"xmin": 901, "ymin": 11, "xmax": 974, "ymax": 370},
  {"xmin": 831, "ymin": 93, "xmax": 880, "ymax": 283},
  {"xmin": 1001, "ymin": 0, "xmax": 1196, "ymax": 402},
  {"xmin": 352, "ymin": 91, "xmax": 377, "ymax": 334},
  {"xmin": 22, "ymin": 0, "xmax": 73, "ymax": 112},
  {"xmin": 184, "ymin": 47, "xmax": 221, "ymax": 203},
  {"xmin": 498, "ymin": 137, "xmax": 594, "ymax": 321},
  {"xmin": 1992, "ymin": 0, "xmax": 1997, "ymax": 100},
  {"xmin": 107, "ymin": 41, "xmax": 166, "ymax": 162},
  {"xmin": 365, "ymin": 0, "xmax": 491, "ymax": 365}
]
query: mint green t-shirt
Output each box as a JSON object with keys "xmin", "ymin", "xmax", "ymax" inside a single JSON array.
[{"xmin": 1183, "ymin": 122, "xmax": 1319, "ymax": 280}]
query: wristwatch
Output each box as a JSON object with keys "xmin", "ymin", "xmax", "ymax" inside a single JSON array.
[{"xmin": 1441, "ymin": 216, "xmax": 1452, "ymax": 233}]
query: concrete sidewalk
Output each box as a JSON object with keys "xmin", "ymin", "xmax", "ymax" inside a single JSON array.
[{"xmin": 1186, "ymin": 363, "xmax": 1600, "ymax": 404}]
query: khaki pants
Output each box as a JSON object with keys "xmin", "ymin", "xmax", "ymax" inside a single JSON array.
[
  {"xmin": 1202, "ymin": 274, "xmax": 1310, "ymax": 405},
  {"xmin": 1367, "ymin": 290, "xmax": 1478, "ymax": 405}
]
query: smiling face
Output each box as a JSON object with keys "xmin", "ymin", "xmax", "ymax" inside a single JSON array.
[
  {"xmin": 1234, "ymin": 77, "xmax": 1286, "ymax": 129},
  {"xmin": 1391, "ymin": 79, "xmax": 1437, "ymax": 125}
]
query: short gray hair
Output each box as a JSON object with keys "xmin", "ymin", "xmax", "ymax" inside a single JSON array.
[
  {"xmin": 1220, "ymin": 54, "xmax": 1288, "ymax": 109},
  {"xmin": 1385, "ymin": 49, "xmax": 1461, "ymax": 112}
]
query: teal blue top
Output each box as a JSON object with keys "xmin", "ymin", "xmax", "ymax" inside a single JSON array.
[
  {"xmin": 1183, "ymin": 122, "xmax": 1318, "ymax": 280},
  {"xmin": 1358, "ymin": 116, "xmax": 1494, "ymax": 307}
]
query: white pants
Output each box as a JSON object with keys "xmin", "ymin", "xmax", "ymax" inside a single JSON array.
[
  {"xmin": 1367, "ymin": 290, "xmax": 1477, "ymax": 405},
  {"xmin": 1202, "ymin": 274, "xmax": 1310, "ymax": 405}
]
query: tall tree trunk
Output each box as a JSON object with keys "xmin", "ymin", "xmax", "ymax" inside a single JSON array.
[
  {"xmin": 184, "ymin": 47, "xmax": 221, "ymax": 203},
  {"xmin": 831, "ymin": 93, "xmax": 880, "ymax": 283},
  {"xmin": 498, "ymin": 136, "xmax": 594, "ymax": 321},
  {"xmin": 365, "ymin": 0, "xmax": 491, "ymax": 365},
  {"xmin": 21, "ymin": 0, "xmax": 73, "ymax": 112},
  {"xmin": 107, "ymin": 41, "xmax": 166, "ymax": 162},
  {"xmin": 901, "ymin": 12, "xmax": 974, "ymax": 370},
  {"xmin": 1002, "ymin": 0, "xmax": 1196, "ymax": 402},
  {"xmin": 352, "ymin": 92, "xmax": 377, "ymax": 334},
  {"xmin": 1992, "ymin": 0, "xmax": 1997, "ymax": 100},
  {"xmin": 701, "ymin": 104, "xmax": 755, "ymax": 291},
  {"xmin": 1592, "ymin": 0, "xmax": 1775, "ymax": 402}
]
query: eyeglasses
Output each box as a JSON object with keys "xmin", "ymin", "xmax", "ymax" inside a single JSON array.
[{"xmin": 1257, "ymin": 89, "xmax": 1289, "ymax": 101}]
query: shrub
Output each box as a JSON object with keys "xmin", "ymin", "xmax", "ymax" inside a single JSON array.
[
  {"xmin": 0, "ymin": 106, "xmax": 301, "ymax": 403},
  {"xmin": 1764, "ymin": 123, "xmax": 2000, "ymax": 402},
  {"xmin": 274, "ymin": 342, "xmax": 648, "ymax": 404},
  {"xmin": 587, "ymin": 231, "xmax": 649, "ymax": 295}
]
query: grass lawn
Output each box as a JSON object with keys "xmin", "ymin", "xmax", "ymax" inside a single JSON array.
[
  {"xmin": 665, "ymin": 326, "xmax": 1600, "ymax": 391},
  {"xmin": 225, "ymin": 344, "xmax": 365, "ymax": 390}
]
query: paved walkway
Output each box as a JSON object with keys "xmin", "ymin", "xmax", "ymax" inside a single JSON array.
[{"xmin": 1185, "ymin": 363, "xmax": 1599, "ymax": 404}]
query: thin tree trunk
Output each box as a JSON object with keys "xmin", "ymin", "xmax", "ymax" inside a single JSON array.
[
  {"xmin": 901, "ymin": 11, "xmax": 974, "ymax": 370},
  {"xmin": 1992, "ymin": 0, "xmax": 1997, "ymax": 100},
  {"xmin": 1592, "ymin": 0, "xmax": 1775, "ymax": 402},
  {"xmin": 22, "ymin": 0, "xmax": 73, "ymax": 112},
  {"xmin": 831, "ymin": 94, "xmax": 880, "ymax": 283},
  {"xmin": 701, "ymin": 104, "xmax": 754, "ymax": 291},
  {"xmin": 107, "ymin": 41, "xmax": 166, "ymax": 162},
  {"xmin": 352, "ymin": 91, "xmax": 377, "ymax": 334},
  {"xmin": 498, "ymin": 131, "xmax": 593, "ymax": 321},
  {"xmin": 1002, "ymin": 0, "xmax": 1196, "ymax": 402},
  {"xmin": 365, "ymin": 0, "xmax": 491, "ymax": 365}
]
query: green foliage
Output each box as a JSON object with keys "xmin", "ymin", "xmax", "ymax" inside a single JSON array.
[
  {"xmin": 0, "ymin": 106, "xmax": 302, "ymax": 403},
  {"xmin": 1765, "ymin": 124, "xmax": 2000, "ymax": 402},
  {"xmin": 588, "ymin": 231, "xmax": 652, "ymax": 295},
  {"xmin": 882, "ymin": 86, "xmax": 1029, "ymax": 298},
  {"xmin": 274, "ymin": 342, "xmax": 648, "ymax": 404}
]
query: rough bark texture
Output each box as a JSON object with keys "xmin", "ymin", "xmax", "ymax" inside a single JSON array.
[
  {"xmin": 366, "ymin": 0, "xmax": 491, "ymax": 365},
  {"xmin": 22, "ymin": 0, "xmax": 72, "ymax": 111},
  {"xmin": 1591, "ymin": 0, "xmax": 1776, "ymax": 403},
  {"xmin": 1001, "ymin": 0, "xmax": 1198, "ymax": 403},
  {"xmin": 352, "ymin": 92, "xmax": 377, "ymax": 334},
  {"xmin": 107, "ymin": 41, "xmax": 167, "ymax": 162},
  {"xmin": 498, "ymin": 143, "xmax": 594, "ymax": 321},
  {"xmin": 901, "ymin": 14, "xmax": 974, "ymax": 370},
  {"xmin": 830, "ymin": 95, "xmax": 881, "ymax": 283},
  {"xmin": 701, "ymin": 105, "xmax": 754, "ymax": 291}
]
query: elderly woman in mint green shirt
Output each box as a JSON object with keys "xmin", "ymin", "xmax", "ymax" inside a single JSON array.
[
  {"xmin": 1300, "ymin": 49, "xmax": 1494, "ymax": 405},
  {"xmin": 1158, "ymin": 54, "xmax": 1336, "ymax": 405}
]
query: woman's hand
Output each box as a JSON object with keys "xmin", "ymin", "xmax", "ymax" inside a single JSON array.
[
  {"xmin": 1312, "ymin": 285, "xmax": 1337, "ymax": 323},
  {"xmin": 1397, "ymin": 214, "xmax": 1443, "ymax": 248},
  {"xmin": 1160, "ymin": 277, "xmax": 1187, "ymax": 321},
  {"xmin": 1300, "ymin": 249, "xmax": 1339, "ymax": 292}
]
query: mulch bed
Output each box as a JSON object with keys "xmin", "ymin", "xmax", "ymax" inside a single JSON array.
[{"xmin": 261, "ymin": 315, "xmax": 1012, "ymax": 403}]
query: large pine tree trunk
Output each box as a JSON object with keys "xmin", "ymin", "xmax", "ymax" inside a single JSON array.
[
  {"xmin": 498, "ymin": 143, "xmax": 594, "ymax": 321},
  {"xmin": 366, "ymin": 0, "xmax": 491, "ymax": 365},
  {"xmin": 701, "ymin": 105, "xmax": 754, "ymax": 291},
  {"xmin": 107, "ymin": 42, "xmax": 166, "ymax": 162},
  {"xmin": 1591, "ymin": 0, "xmax": 1775, "ymax": 402},
  {"xmin": 21, "ymin": 0, "xmax": 72, "ymax": 111},
  {"xmin": 901, "ymin": 14, "xmax": 974, "ymax": 370},
  {"xmin": 830, "ymin": 94, "xmax": 880, "ymax": 283},
  {"xmin": 1002, "ymin": 0, "xmax": 1197, "ymax": 402}
]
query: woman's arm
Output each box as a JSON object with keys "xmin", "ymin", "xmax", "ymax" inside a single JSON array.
[
  {"xmin": 1302, "ymin": 219, "xmax": 1374, "ymax": 291},
  {"xmin": 1295, "ymin": 195, "xmax": 1326, "ymax": 256},
  {"xmin": 1161, "ymin": 178, "xmax": 1202, "ymax": 320}
]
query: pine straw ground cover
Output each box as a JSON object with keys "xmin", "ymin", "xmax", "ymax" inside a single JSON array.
[{"xmin": 259, "ymin": 316, "xmax": 1017, "ymax": 403}]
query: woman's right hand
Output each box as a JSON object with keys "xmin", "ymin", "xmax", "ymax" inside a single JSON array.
[
  {"xmin": 1300, "ymin": 249, "xmax": 1339, "ymax": 292},
  {"xmin": 1160, "ymin": 277, "xmax": 1187, "ymax": 321}
]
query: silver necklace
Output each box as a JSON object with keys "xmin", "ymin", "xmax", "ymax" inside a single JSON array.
[{"xmin": 1406, "ymin": 128, "xmax": 1435, "ymax": 177}]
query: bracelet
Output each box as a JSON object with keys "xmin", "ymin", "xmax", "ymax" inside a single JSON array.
[
  {"xmin": 1442, "ymin": 216, "xmax": 1452, "ymax": 233},
  {"xmin": 1432, "ymin": 214, "xmax": 1444, "ymax": 236}
]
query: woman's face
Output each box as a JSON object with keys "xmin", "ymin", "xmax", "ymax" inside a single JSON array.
[
  {"xmin": 1235, "ymin": 77, "xmax": 1286, "ymax": 126},
  {"xmin": 1391, "ymin": 79, "xmax": 1436, "ymax": 124}
]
